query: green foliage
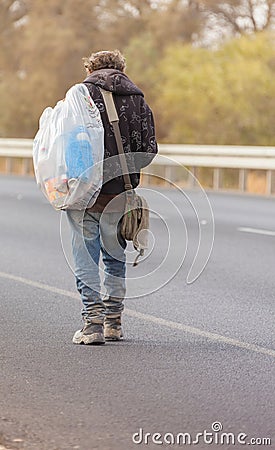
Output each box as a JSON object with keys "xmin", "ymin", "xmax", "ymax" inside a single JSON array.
[
  {"xmin": 152, "ymin": 32, "xmax": 275, "ymax": 144},
  {"xmin": 124, "ymin": 33, "xmax": 161, "ymax": 104}
]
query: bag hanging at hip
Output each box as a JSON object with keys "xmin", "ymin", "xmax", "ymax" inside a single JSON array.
[
  {"xmin": 121, "ymin": 189, "xmax": 149, "ymax": 266},
  {"xmin": 100, "ymin": 88, "xmax": 149, "ymax": 266}
]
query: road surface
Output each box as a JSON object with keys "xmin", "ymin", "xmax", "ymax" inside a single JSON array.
[{"xmin": 0, "ymin": 176, "xmax": 274, "ymax": 449}]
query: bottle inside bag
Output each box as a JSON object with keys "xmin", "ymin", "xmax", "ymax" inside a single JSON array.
[{"xmin": 65, "ymin": 125, "xmax": 93, "ymax": 182}]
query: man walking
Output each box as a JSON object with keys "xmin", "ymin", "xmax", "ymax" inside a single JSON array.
[{"xmin": 67, "ymin": 50, "xmax": 158, "ymax": 345}]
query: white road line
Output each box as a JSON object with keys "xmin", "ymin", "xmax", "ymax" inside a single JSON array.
[
  {"xmin": 0, "ymin": 271, "xmax": 79, "ymax": 300},
  {"xmin": 0, "ymin": 271, "xmax": 275, "ymax": 359},
  {"xmin": 125, "ymin": 309, "xmax": 275, "ymax": 358},
  {"xmin": 238, "ymin": 227, "xmax": 275, "ymax": 236}
]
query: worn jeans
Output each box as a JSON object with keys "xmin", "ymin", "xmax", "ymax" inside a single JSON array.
[{"xmin": 67, "ymin": 209, "xmax": 126, "ymax": 324}]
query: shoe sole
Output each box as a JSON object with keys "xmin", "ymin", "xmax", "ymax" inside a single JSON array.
[
  {"xmin": 104, "ymin": 331, "xmax": 123, "ymax": 341},
  {"xmin": 73, "ymin": 332, "xmax": 105, "ymax": 345},
  {"xmin": 105, "ymin": 336, "xmax": 123, "ymax": 341}
]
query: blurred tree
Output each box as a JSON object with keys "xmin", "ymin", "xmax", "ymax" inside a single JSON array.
[
  {"xmin": 148, "ymin": 0, "xmax": 204, "ymax": 47},
  {"xmin": 199, "ymin": 0, "xmax": 275, "ymax": 43},
  {"xmin": 97, "ymin": 0, "xmax": 205, "ymax": 48},
  {"xmin": 93, "ymin": 0, "xmax": 157, "ymax": 48},
  {"xmin": 153, "ymin": 32, "xmax": 275, "ymax": 144},
  {"xmin": 0, "ymin": 0, "xmax": 28, "ymax": 135},
  {"xmin": 125, "ymin": 32, "xmax": 160, "ymax": 102},
  {"xmin": 0, "ymin": 0, "xmax": 102, "ymax": 136},
  {"xmin": 0, "ymin": 0, "xmax": 27, "ymax": 70},
  {"xmin": 124, "ymin": 0, "xmax": 205, "ymax": 114},
  {"xmin": 1, "ymin": 0, "xmax": 275, "ymax": 140},
  {"xmin": 0, "ymin": 0, "xmax": 207, "ymax": 137}
]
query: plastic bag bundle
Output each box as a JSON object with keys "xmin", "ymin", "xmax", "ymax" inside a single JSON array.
[{"xmin": 33, "ymin": 84, "xmax": 104, "ymax": 210}]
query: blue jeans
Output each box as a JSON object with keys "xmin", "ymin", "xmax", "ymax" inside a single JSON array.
[{"xmin": 67, "ymin": 209, "xmax": 126, "ymax": 324}]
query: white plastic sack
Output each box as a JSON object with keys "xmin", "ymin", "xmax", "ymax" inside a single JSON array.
[{"xmin": 33, "ymin": 83, "xmax": 104, "ymax": 210}]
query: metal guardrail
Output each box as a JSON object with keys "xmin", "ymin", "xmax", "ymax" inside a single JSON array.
[
  {"xmin": 157, "ymin": 144, "xmax": 275, "ymax": 169},
  {"xmin": 1, "ymin": 139, "xmax": 275, "ymax": 168},
  {"xmin": 0, "ymin": 138, "xmax": 275, "ymax": 194},
  {"xmin": 0, "ymin": 138, "xmax": 33, "ymax": 157},
  {"xmin": 153, "ymin": 144, "xmax": 275, "ymax": 194}
]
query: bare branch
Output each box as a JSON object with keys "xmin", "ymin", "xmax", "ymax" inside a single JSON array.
[
  {"xmin": 209, "ymin": 6, "xmax": 244, "ymax": 34},
  {"xmin": 247, "ymin": 0, "xmax": 258, "ymax": 31},
  {"xmin": 262, "ymin": 0, "xmax": 275, "ymax": 29}
]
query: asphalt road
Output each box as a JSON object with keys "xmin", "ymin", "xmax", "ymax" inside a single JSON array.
[{"xmin": 0, "ymin": 175, "xmax": 274, "ymax": 450}]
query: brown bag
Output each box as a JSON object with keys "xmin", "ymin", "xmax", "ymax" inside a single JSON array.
[
  {"xmin": 121, "ymin": 190, "xmax": 149, "ymax": 265},
  {"xmin": 100, "ymin": 88, "xmax": 149, "ymax": 266}
]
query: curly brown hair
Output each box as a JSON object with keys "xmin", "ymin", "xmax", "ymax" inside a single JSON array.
[{"xmin": 83, "ymin": 50, "xmax": 126, "ymax": 73}]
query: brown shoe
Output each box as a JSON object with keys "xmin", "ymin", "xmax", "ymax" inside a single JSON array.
[
  {"xmin": 73, "ymin": 322, "xmax": 105, "ymax": 345},
  {"xmin": 104, "ymin": 317, "xmax": 123, "ymax": 341}
]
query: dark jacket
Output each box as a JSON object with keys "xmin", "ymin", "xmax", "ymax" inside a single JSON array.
[{"xmin": 83, "ymin": 69, "xmax": 158, "ymax": 197}]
